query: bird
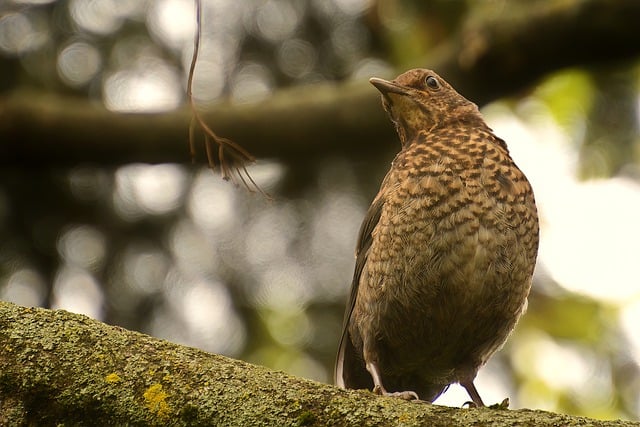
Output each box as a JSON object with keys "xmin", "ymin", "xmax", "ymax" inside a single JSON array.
[{"xmin": 334, "ymin": 68, "xmax": 539, "ymax": 407}]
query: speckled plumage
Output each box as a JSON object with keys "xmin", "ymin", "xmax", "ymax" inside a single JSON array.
[{"xmin": 335, "ymin": 69, "xmax": 539, "ymax": 405}]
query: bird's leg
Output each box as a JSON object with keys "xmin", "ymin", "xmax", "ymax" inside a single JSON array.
[
  {"xmin": 460, "ymin": 380, "xmax": 485, "ymax": 407},
  {"xmin": 365, "ymin": 361, "xmax": 419, "ymax": 400},
  {"xmin": 460, "ymin": 380, "xmax": 510, "ymax": 409}
]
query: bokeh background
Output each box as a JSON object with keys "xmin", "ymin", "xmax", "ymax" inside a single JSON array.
[{"xmin": 1, "ymin": 0, "xmax": 640, "ymax": 421}]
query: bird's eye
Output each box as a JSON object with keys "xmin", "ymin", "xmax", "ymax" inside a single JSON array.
[{"xmin": 425, "ymin": 76, "xmax": 440, "ymax": 90}]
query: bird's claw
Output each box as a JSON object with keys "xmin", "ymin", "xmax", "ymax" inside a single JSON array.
[
  {"xmin": 373, "ymin": 385, "xmax": 419, "ymax": 401},
  {"xmin": 386, "ymin": 390, "xmax": 420, "ymax": 401},
  {"xmin": 488, "ymin": 398, "xmax": 510, "ymax": 410},
  {"xmin": 463, "ymin": 397, "xmax": 510, "ymax": 410}
]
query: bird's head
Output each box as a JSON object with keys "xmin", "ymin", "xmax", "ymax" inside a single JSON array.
[{"xmin": 370, "ymin": 69, "xmax": 482, "ymax": 145}]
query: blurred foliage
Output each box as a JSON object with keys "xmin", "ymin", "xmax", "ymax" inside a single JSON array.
[
  {"xmin": 527, "ymin": 292, "xmax": 609, "ymax": 344},
  {"xmin": 1, "ymin": 0, "xmax": 640, "ymax": 421},
  {"xmin": 580, "ymin": 68, "xmax": 640, "ymax": 178},
  {"xmin": 533, "ymin": 69, "xmax": 594, "ymax": 134},
  {"xmin": 371, "ymin": 0, "xmax": 467, "ymax": 66}
]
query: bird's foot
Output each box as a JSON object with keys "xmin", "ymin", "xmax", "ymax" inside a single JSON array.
[
  {"xmin": 460, "ymin": 380, "xmax": 486, "ymax": 408},
  {"xmin": 463, "ymin": 397, "xmax": 509, "ymax": 410},
  {"xmin": 488, "ymin": 398, "xmax": 510, "ymax": 410},
  {"xmin": 372, "ymin": 385, "xmax": 419, "ymax": 401},
  {"xmin": 367, "ymin": 361, "xmax": 420, "ymax": 400},
  {"xmin": 385, "ymin": 390, "xmax": 420, "ymax": 401}
]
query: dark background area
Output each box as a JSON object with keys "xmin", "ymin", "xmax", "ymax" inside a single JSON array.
[{"xmin": 1, "ymin": 0, "xmax": 640, "ymax": 420}]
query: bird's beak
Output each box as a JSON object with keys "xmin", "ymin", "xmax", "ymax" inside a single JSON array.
[{"xmin": 369, "ymin": 77, "xmax": 410, "ymax": 96}]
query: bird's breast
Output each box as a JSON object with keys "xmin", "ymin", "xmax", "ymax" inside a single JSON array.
[{"xmin": 352, "ymin": 133, "xmax": 538, "ymax": 374}]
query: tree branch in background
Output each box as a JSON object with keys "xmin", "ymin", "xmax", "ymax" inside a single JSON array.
[
  {"xmin": 0, "ymin": 301, "xmax": 635, "ymax": 426},
  {"xmin": 431, "ymin": 0, "xmax": 640, "ymax": 105},
  {"xmin": 0, "ymin": 0, "xmax": 639, "ymax": 166}
]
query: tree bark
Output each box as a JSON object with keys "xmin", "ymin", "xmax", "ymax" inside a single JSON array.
[
  {"xmin": 0, "ymin": 301, "xmax": 637, "ymax": 426},
  {"xmin": 1, "ymin": 0, "xmax": 639, "ymax": 167}
]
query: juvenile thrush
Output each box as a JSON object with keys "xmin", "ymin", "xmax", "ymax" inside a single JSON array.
[{"xmin": 335, "ymin": 69, "xmax": 539, "ymax": 406}]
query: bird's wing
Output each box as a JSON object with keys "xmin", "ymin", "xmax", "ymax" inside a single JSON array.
[{"xmin": 334, "ymin": 196, "xmax": 384, "ymax": 387}]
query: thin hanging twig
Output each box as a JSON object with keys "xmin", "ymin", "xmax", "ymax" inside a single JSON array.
[{"xmin": 187, "ymin": 0, "xmax": 268, "ymax": 196}]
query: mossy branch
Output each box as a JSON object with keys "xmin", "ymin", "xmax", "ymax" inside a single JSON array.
[{"xmin": 0, "ymin": 301, "xmax": 636, "ymax": 426}]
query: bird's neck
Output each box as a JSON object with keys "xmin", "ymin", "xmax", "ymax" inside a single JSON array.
[{"xmin": 396, "ymin": 104, "xmax": 486, "ymax": 147}]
